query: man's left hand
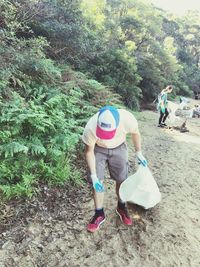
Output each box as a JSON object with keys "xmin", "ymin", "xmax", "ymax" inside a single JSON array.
[{"xmin": 136, "ymin": 151, "xmax": 147, "ymax": 167}]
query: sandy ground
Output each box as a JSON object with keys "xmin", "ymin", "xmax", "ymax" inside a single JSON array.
[{"xmin": 0, "ymin": 100, "xmax": 200, "ymax": 267}]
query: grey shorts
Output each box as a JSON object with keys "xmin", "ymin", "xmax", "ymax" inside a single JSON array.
[{"xmin": 94, "ymin": 142, "xmax": 129, "ymax": 183}]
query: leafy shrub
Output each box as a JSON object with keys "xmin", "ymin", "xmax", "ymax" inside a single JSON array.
[{"xmin": 0, "ymin": 88, "xmax": 84, "ymax": 198}]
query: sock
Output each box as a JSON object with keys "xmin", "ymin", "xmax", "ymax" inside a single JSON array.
[
  {"xmin": 117, "ymin": 201, "xmax": 126, "ymax": 210},
  {"xmin": 95, "ymin": 208, "xmax": 104, "ymax": 217}
]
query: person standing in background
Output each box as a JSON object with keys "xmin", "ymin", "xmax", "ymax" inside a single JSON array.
[{"xmin": 157, "ymin": 85, "xmax": 173, "ymax": 127}]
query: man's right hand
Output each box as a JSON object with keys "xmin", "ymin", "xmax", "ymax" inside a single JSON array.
[{"xmin": 91, "ymin": 174, "xmax": 104, "ymax": 193}]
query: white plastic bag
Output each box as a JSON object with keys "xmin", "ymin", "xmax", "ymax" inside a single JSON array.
[
  {"xmin": 119, "ymin": 165, "xmax": 161, "ymax": 209},
  {"xmin": 167, "ymin": 101, "xmax": 179, "ymax": 123}
]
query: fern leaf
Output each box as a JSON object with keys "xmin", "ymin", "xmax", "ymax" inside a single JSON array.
[{"xmin": 1, "ymin": 142, "xmax": 29, "ymax": 158}]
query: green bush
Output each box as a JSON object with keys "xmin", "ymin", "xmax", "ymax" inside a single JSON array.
[
  {"xmin": 0, "ymin": 59, "xmax": 122, "ymax": 199},
  {"xmin": 0, "ymin": 88, "xmax": 84, "ymax": 198}
]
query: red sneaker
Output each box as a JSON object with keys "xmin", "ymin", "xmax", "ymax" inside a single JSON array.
[
  {"xmin": 87, "ymin": 215, "xmax": 105, "ymax": 233},
  {"xmin": 116, "ymin": 207, "xmax": 132, "ymax": 225}
]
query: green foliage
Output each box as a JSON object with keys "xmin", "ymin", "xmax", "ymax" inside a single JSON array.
[
  {"xmin": 0, "ymin": 156, "xmax": 38, "ymax": 199},
  {"xmin": 0, "ymin": 35, "xmax": 120, "ymax": 199},
  {"xmin": 0, "ymin": 89, "xmax": 80, "ymax": 198},
  {"xmin": 87, "ymin": 48, "xmax": 141, "ymax": 109}
]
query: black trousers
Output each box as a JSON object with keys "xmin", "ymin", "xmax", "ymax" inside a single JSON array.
[{"xmin": 159, "ymin": 108, "xmax": 169, "ymax": 124}]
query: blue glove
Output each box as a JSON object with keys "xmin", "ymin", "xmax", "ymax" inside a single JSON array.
[
  {"xmin": 136, "ymin": 151, "xmax": 147, "ymax": 167},
  {"xmin": 91, "ymin": 174, "xmax": 104, "ymax": 192}
]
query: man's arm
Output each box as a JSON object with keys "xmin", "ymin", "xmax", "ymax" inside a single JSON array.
[
  {"xmin": 85, "ymin": 144, "xmax": 104, "ymax": 192},
  {"xmin": 131, "ymin": 132, "xmax": 141, "ymax": 152},
  {"xmin": 131, "ymin": 132, "xmax": 147, "ymax": 167},
  {"xmin": 85, "ymin": 144, "xmax": 96, "ymax": 175}
]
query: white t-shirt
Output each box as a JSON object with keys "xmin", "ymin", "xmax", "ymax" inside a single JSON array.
[{"xmin": 82, "ymin": 109, "xmax": 139, "ymax": 148}]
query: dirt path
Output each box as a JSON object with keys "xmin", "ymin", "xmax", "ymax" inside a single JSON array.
[{"xmin": 0, "ymin": 109, "xmax": 200, "ymax": 267}]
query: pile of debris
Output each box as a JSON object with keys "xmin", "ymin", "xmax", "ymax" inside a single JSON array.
[{"xmin": 173, "ymin": 120, "xmax": 189, "ymax": 133}]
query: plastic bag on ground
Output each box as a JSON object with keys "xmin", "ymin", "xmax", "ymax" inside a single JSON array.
[{"xmin": 119, "ymin": 165, "xmax": 161, "ymax": 209}]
